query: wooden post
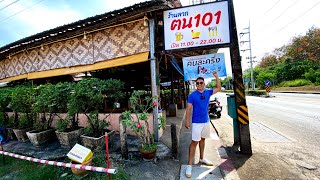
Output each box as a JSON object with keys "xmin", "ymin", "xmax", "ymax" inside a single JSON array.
[
  {"xmin": 171, "ymin": 123, "xmax": 178, "ymax": 159},
  {"xmin": 119, "ymin": 117, "xmax": 128, "ymax": 160}
]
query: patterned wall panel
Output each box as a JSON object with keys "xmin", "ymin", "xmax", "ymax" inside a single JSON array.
[
  {"xmin": 0, "ymin": 19, "xmax": 150, "ymax": 81},
  {"xmin": 70, "ymin": 36, "xmax": 94, "ymax": 65},
  {"xmin": 26, "ymin": 49, "xmax": 39, "ymax": 72},
  {"xmin": 0, "ymin": 60, "xmax": 4, "ymax": 79},
  {"xmin": 38, "ymin": 45, "xmax": 52, "ymax": 71},
  {"xmin": 94, "ymin": 20, "xmax": 149, "ymax": 63}
]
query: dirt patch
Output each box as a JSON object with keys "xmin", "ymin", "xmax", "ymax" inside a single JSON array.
[{"xmin": 272, "ymin": 86, "xmax": 320, "ymax": 92}]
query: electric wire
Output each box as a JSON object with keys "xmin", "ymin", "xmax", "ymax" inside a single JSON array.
[
  {"xmin": 0, "ymin": 0, "xmax": 20, "ymax": 12},
  {"xmin": 278, "ymin": 1, "xmax": 320, "ymax": 32},
  {"xmin": 271, "ymin": 0, "xmax": 299, "ymax": 22},
  {"xmin": 263, "ymin": 0, "xmax": 281, "ymax": 15},
  {"xmin": 0, "ymin": 0, "xmax": 5, "ymax": 3},
  {"xmin": 0, "ymin": 0, "xmax": 45, "ymax": 23}
]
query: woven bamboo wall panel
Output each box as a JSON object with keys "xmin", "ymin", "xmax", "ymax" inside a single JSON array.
[
  {"xmin": 24, "ymin": 50, "xmax": 38, "ymax": 73},
  {"xmin": 0, "ymin": 20, "xmax": 150, "ymax": 80},
  {"xmin": 71, "ymin": 37, "xmax": 94, "ymax": 65},
  {"xmin": 93, "ymin": 20, "xmax": 149, "ymax": 62},
  {"xmin": 0, "ymin": 61, "xmax": 4, "ymax": 79}
]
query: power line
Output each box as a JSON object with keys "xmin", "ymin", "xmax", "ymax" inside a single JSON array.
[
  {"xmin": 264, "ymin": 0, "xmax": 281, "ymax": 15},
  {"xmin": 278, "ymin": 1, "xmax": 320, "ymax": 32},
  {"xmin": 0, "ymin": 0, "xmax": 5, "ymax": 3},
  {"xmin": 271, "ymin": 0, "xmax": 299, "ymax": 22},
  {"xmin": 0, "ymin": 0, "xmax": 45, "ymax": 23},
  {"xmin": 0, "ymin": 0, "xmax": 20, "ymax": 12}
]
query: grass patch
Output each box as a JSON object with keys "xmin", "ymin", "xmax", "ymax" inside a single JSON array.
[
  {"xmin": 279, "ymin": 79, "xmax": 313, "ymax": 87},
  {"xmin": 0, "ymin": 152, "xmax": 130, "ymax": 179}
]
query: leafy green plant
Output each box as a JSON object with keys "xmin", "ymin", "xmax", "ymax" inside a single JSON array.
[
  {"xmin": 279, "ymin": 79, "xmax": 313, "ymax": 87},
  {"xmin": 122, "ymin": 90, "xmax": 159, "ymax": 151},
  {"xmin": 11, "ymin": 87, "xmax": 36, "ymax": 128},
  {"xmin": 68, "ymin": 78, "xmax": 124, "ymax": 137},
  {"xmin": 0, "ymin": 88, "xmax": 12, "ymax": 126},
  {"xmin": 33, "ymin": 82, "xmax": 73, "ymax": 131}
]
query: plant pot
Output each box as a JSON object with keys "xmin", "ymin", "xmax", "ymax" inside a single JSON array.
[
  {"xmin": 81, "ymin": 130, "xmax": 115, "ymax": 151},
  {"xmin": 13, "ymin": 128, "xmax": 33, "ymax": 142},
  {"xmin": 139, "ymin": 147, "xmax": 157, "ymax": 161},
  {"xmin": 26, "ymin": 128, "xmax": 56, "ymax": 147},
  {"xmin": 71, "ymin": 157, "xmax": 93, "ymax": 177},
  {"xmin": 55, "ymin": 128, "xmax": 84, "ymax": 149},
  {"xmin": 6, "ymin": 127, "xmax": 17, "ymax": 140}
]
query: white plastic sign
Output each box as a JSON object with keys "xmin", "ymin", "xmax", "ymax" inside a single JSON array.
[
  {"xmin": 67, "ymin": 143, "xmax": 93, "ymax": 164},
  {"xmin": 163, "ymin": 1, "xmax": 230, "ymax": 50}
]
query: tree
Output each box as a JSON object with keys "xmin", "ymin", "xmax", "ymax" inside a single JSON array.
[{"xmin": 257, "ymin": 54, "xmax": 278, "ymax": 68}]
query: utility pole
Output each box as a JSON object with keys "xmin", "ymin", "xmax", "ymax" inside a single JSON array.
[{"xmin": 240, "ymin": 21, "xmax": 256, "ymax": 90}]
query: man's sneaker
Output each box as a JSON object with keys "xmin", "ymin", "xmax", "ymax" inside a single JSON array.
[
  {"xmin": 185, "ymin": 165, "xmax": 192, "ymax": 178},
  {"xmin": 199, "ymin": 159, "xmax": 214, "ymax": 166}
]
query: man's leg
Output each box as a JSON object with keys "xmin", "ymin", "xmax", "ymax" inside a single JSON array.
[
  {"xmin": 188, "ymin": 140, "xmax": 199, "ymax": 165},
  {"xmin": 199, "ymin": 138, "xmax": 205, "ymax": 160}
]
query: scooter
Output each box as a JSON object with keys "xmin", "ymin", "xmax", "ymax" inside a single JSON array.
[{"xmin": 209, "ymin": 98, "xmax": 222, "ymax": 118}]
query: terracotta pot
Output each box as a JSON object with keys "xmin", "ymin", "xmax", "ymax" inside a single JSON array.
[
  {"xmin": 139, "ymin": 147, "xmax": 157, "ymax": 161},
  {"xmin": 71, "ymin": 157, "xmax": 93, "ymax": 177}
]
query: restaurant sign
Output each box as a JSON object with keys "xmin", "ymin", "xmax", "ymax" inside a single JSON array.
[{"xmin": 163, "ymin": 1, "xmax": 230, "ymax": 50}]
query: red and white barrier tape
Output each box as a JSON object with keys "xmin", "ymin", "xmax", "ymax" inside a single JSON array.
[{"xmin": 0, "ymin": 151, "xmax": 117, "ymax": 174}]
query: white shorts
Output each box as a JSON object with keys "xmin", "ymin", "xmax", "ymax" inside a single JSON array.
[{"xmin": 191, "ymin": 122, "xmax": 211, "ymax": 141}]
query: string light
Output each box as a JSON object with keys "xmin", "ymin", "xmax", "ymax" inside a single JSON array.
[
  {"xmin": 143, "ymin": 15, "xmax": 148, "ymax": 27},
  {"xmin": 83, "ymin": 31, "xmax": 87, "ymax": 40}
]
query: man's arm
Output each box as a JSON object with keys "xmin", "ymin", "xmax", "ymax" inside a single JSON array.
[
  {"xmin": 185, "ymin": 103, "xmax": 192, "ymax": 129},
  {"xmin": 212, "ymin": 71, "xmax": 221, "ymax": 95}
]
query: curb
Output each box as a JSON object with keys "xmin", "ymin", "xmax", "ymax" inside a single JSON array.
[{"xmin": 210, "ymin": 130, "xmax": 240, "ymax": 180}]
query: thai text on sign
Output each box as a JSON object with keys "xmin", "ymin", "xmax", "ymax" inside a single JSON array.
[
  {"xmin": 182, "ymin": 53, "xmax": 227, "ymax": 81},
  {"xmin": 163, "ymin": 1, "xmax": 230, "ymax": 50}
]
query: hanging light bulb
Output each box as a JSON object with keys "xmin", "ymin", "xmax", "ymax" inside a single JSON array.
[
  {"xmin": 41, "ymin": 44, "xmax": 44, "ymax": 50},
  {"xmin": 83, "ymin": 31, "xmax": 87, "ymax": 40},
  {"xmin": 8, "ymin": 55, "xmax": 11, "ymax": 59},
  {"xmin": 143, "ymin": 15, "xmax": 148, "ymax": 27}
]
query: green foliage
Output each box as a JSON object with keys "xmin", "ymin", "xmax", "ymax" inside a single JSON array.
[
  {"xmin": 253, "ymin": 27, "xmax": 320, "ymax": 87},
  {"xmin": 220, "ymin": 76, "xmax": 233, "ymax": 90},
  {"xmin": 68, "ymin": 78, "xmax": 124, "ymax": 137},
  {"xmin": 279, "ymin": 79, "xmax": 313, "ymax": 87},
  {"xmin": 18, "ymin": 114, "xmax": 32, "ymax": 129},
  {"xmin": 11, "ymin": 87, "xmax": 36, "ymax": 128},
  {"xmin": 56, "ymin": 118, "xmax": 69, "ymax": 132},
  {"xmin": 121, "ymin": 90, "xmax": 158, "ymax": 150},
  {"xmin": 33, "ymin": 82, "xmax": 73, "ymax": 130},
  {"xmin": 255, "ymin": 70, "xmax": 277, "ymax": 88}
]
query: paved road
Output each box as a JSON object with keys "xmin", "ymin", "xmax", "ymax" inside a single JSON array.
[{"xmin": 213, "ymin": 92, "xmax": 320, "ymax": 179}]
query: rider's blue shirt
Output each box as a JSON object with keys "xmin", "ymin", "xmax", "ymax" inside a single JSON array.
[{"xmin": 187, "ymin": 89, "xmax": 213, "ymax": 123}]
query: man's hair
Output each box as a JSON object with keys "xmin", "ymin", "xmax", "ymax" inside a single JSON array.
[{"xmin": 196, "ymin": 77, "xmax": 204, "ymax": 81}]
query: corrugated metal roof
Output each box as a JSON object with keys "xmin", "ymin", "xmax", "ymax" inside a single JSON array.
[{"xmin": 0, "ymin": 0, "xmax": 180, "ymax": 60}]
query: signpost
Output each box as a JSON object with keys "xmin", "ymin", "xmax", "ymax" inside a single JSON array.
[
  {"xmin": 163, "ymin": 0, "xmax": 252, "ymax": 155},
  {"xmin": 265, "ymin": 80, "xmax": 271, "ymax": 95}
]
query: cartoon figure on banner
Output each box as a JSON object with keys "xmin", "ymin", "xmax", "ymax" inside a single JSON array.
[{"xmin": 198, "ymin": 66, "xmax": 221, "ymax": 76}]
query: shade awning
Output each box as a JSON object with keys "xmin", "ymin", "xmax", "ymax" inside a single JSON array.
[{"xmin": 0, "ymin": 52, "xmax": 149, "ymax": 82}]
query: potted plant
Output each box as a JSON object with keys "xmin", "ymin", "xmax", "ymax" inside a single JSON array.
[
  {"xmin": 41, "ymin": 82, "xmax": 84, "ymax": 149},
  {"xmin": 27, "ymin": 83, "xmax": 72, "ymax": 147},
  {"xmin": 121, "ymin": 90, "xmax": 161, "ymax": 160},
  {"xmin": 68, "ymin": 78, "xmax": 124, "ymax": 150},
  {"xmin": 11, "ymin": 86, "xmax": 35, "ymax": 142},
  {"xmin": 0, "ymin": 88, "xmax": 16, "ymax": 140}
]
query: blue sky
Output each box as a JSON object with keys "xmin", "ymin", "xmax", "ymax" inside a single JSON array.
[{"xmin": 0, "ymin": 0, "xmax": 319, "ymax": 72}]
